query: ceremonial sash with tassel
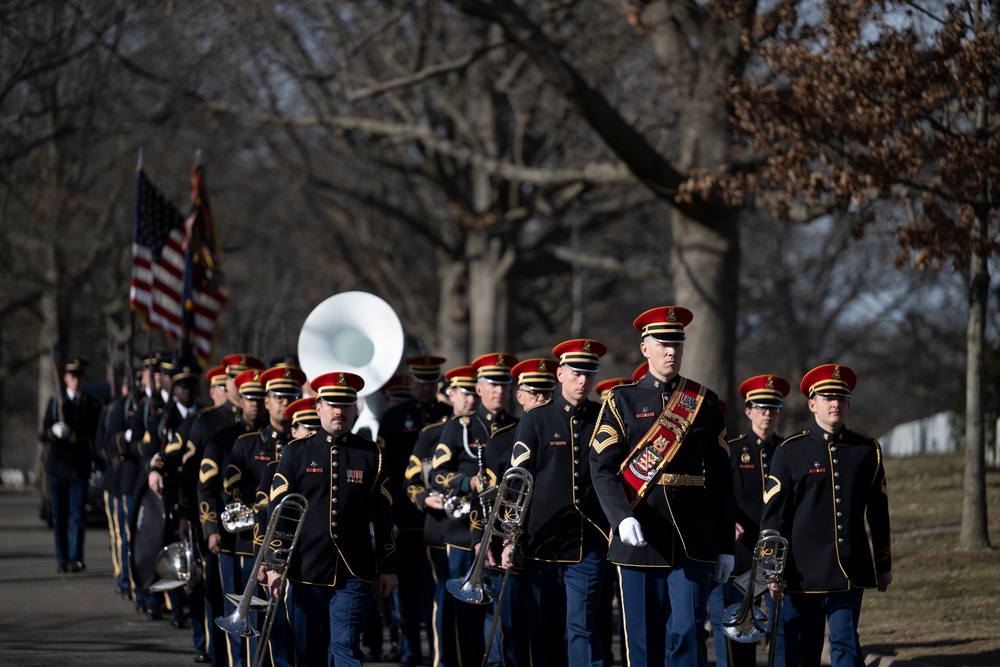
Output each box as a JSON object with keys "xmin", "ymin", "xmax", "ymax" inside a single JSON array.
[{"xmin": 618, "ymin": 378, "xmax": 707, "ymax": 507}]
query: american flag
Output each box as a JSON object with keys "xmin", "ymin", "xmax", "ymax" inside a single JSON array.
[{"xmin": 129, "ymin": 167, "xmax": 227, "ymax": 362}]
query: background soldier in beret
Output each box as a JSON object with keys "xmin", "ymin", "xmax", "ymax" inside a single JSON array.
[
  {"xmin": 266, "ymin": 372, "xmax": 397, "ymax": 667},
  {"xmin": 761, "ymin": 364, "xmax": 893, "ymax": 667},
  {"xmin": 505, "ymin": 339, "xmax": 610, "ymax": 667},
  {"xmin": 708, "ymin": 374, "xmax": 791, "ymax": 667},
  {"xmin": 41, "ymin": 357, "xmax": 101, "ymax": 574},
  {"xmin": 589, "ymin": 306, "xmax": 734, "ymax": 667},
  {"xmin": 378, "ymin": 355, "xmax": 450, "ymax": 667}
]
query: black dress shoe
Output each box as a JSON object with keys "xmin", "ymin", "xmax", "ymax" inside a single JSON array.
[
  {"xmin": 170, "ymin": 617, "xmax": 187, "ymax": 629},
  {"xmin": 145, "ymin": 605, "xmax": 164, "ymax": 621},
  {"xmin": 193, "ymin": 652, "xmax": 213, "ymax": 664},
  {"xmin": 70, "ymin": 560, "xmax": 86, "ymax": 573}
]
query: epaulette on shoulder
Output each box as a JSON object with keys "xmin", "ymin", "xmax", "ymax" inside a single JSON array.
[
  {"xmin": 237, "ymin": 430, "xmax": 259, "ymax": 441},
  {"xmin": 420, "ymin": 417, "xmax": 448, "ymax": 433},
  {"xmin": 779, "ymin": 431, "xmax": 810, "ymax": 447},
  {"xmin": 493, "ymin": 420, "xmax": 518, "ymax": 434},
  {"xmin": 524, "ymin": 398, "xmax": 552, "ymax": 413},
  {"xmin": 727, "ymin": 433, "xmax": 747, "ymax": 444},
  {"xmin": 850, "ymin": 430, "xmax": 879, "ymax": 444},
  {"xmin": 195, "ymin": 404, "xmax": 221, "ymax": 418}
]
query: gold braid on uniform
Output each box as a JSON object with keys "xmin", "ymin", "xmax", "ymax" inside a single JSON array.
[{"xmin": 199, "ymin": 501, "xmax": 216, "ymax": 525}]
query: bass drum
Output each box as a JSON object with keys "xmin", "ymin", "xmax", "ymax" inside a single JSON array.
[{"xmin": 129, "ymin": 483, "xmax": 169, "ymax": 592}]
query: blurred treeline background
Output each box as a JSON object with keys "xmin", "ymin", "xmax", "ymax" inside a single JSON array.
[{"xmin": 2, "ymin": 0, "xmax": 998, "ymax": 521}]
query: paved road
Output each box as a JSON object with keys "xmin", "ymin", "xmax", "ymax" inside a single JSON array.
[
  {"xmin": 1, "ymin": 488, "xmax": 925, "ymax": 667},
  {"xmin": 0, "ymin": 489, "xmax": 407, "ymax": 667}
]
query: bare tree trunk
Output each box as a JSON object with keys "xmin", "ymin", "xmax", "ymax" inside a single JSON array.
[
  {"xmin": 959, "ymin": 213, "xmax": 990, "ymax": 550},
  {"xmin": 467, "ymin": 233, "xmax": 515, "ymax": 355},
  {"xmin": 437, "ymin": 257, "xmax": 470, "ymax": 366},
  {"xmin": 35, "ymin": 240, "xmax": 60, "ymax": 488}
]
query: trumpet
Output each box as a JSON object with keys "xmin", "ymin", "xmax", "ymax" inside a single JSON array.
[
  {"xmin": 216, "ymin": 493, "xmax": 309, "ymax": 667},
  {"xmin": 221, "ymin": 501, "xmax": 258, "ymax": 533},
  {"xmin": 721, "ymin": 529, "xmax": 789, "ymax": 644}
]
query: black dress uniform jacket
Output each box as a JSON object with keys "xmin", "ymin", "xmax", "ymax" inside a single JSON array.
[
  {"xmin": 225, "ymin": 427, "xmax": 287, "ymax": 556},
  {"xmin": 511, "ymin": 393, "xmax": 609, "ymax": 562},
  {"xmin": 199, "ymin": 420, "xmax": 256, "ymax": 554},
  {"xmin": 589, "ymin": 373, "xmax": 734, "ymax": 567},
  {"xmin": 269, "ymin": 430, "xmax": 396, "ymax": 586},
  {"xmin": 431, "ymin": 405, "xmax": 514, "ymax": 550},
  {"xmin": 760, "ymin": 424, "xmax": 891, "ymax": 593},
  {"xmin": 379, "ymin": 399, "xmax": 450, "ymax": 531},
  {"xmin": 728, "ymin": 431, "xmax": 783, "ymax": 575},
  {"xmin": 41, "ymin": 390, "xmax": 102, "ymax": 479},
  {"xmin": 107, "ymin": 395, "xmax": 142, "ymax": 496},
  {"xmin": 404, "ymin": 418, "xmax": 450, "ymax": 548}
]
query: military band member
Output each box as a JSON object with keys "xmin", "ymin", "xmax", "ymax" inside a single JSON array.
[
  {"xmin": 404, "ymin": 365, "xmax": 479, "ymax": 667},
  {"xmin": 41, "ymin": 357, "xmax": 101, "ymax": 574},
  {"xmin": 266, "ymin": 372, "xmax": 398, "ymax": 667},
  {"xmin": 589, "ymin": 306, "xmax": 734, "ymax": 667},
  {"xmin": 708, "ymin": 374, "xmax": 790, "ymax": 667},
  {"xmin": 506, "ymin": 339, "xmax": 610, "ymax": 667},
  {"xmin": 200, "ymin": 368, "xmax": 267, "ymax": 667},
  {"xmin": 430, "ymin": 352, "xmax": 517, "ymax": 667},
  {"xmin": 378, "ymin": 355, "xmax": 450, "ymax": 667},
  {"xmin": 511, "ymin": 357, "xmax": 556, "ymax": 413},
  {"xmin": 761, "ymin": 364, "xmax": 892, "ymax": 667}
]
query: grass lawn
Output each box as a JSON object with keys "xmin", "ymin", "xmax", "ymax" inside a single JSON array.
[{"xmin": 857, "ymin": 452, "xmax": 1000, "ymax": 666}]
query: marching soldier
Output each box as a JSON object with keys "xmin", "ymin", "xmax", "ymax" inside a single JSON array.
[
  {"xmin": 253, "ymin": 395, "xmax": 320, "ymax": 667},
  {"xmin": 223, "ymin": 365, "xmax": 305, "ymax": 665},
  {"xmin": 41, "ymin": 357, "xmax": 101, "ymax": 574},
  {"xmin": 708, "ymin": 374, "xmax": 791, "ymax": 667},
  {"xmin": 200, "ymin": 368, "xmax": 268, "ymax": 667},
  {"xmin": 404, "ymin": 365, "xmax": 479, "ymax": 667},
  {"xmin": 430, "ymin": 352, "xmax": 518, "ymax": 667},
  {"xmin": 265, "ymin": 372, "xmax": 398, "ymax": 667},
  {"xmin": 378, "ymin": 355, "xmax": 450, "ymax": 667},
  {"xmin": 589, "ymin": 306, "xmax": 734, "ymax": 667},
  {"xmin": 510, "ymin": 357, "xmax": 555, "ymax": 413},
  {"xmin": 761, "ymin": 364, "xmax": 892, "ymax": 667},
  {"xmin": 504, "ymin": 339, "xmax": 610, "ymax": 667}
]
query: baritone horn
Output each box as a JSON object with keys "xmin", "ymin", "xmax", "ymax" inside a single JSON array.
[
  {"xmin": 447, "ymin": 467, "xmax": 533, "ymax": 606},
  {"xmin": 148, "ymin": 521, "xmax": 203, "ymax": 593},
  {"xmin": 216, "ymin": 493, "xmax": 309, "ymax": 667},
  {"xmin": 721, "ymin": 529, "xmax": 789, "ymax": 644}
]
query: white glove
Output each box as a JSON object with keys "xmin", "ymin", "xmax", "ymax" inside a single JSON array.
[
  {"xmin": 713, "ymin": 554, "xmax": 735, "ymax": 583},
  {"xmin": 125, "ymin": 428, "xmax": 133, "ymax": 443},
  {"xmin": 618, "ymin": 517, "xmax": 647, "ymax": 547},
  {"xmin": 52, "ymin": 421, "xmax": 70, "ymax": 440}
]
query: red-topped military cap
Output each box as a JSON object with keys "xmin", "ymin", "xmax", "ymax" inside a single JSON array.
[
  {"xmin": 260, "ymin": 366, "xmax": 306, "ymax": 398},
  {"xmin": 739, "ymin": 374, "xmax": 791, "ymax": 408},
  {"xmin": 444, "ymin": 365, "xmax": 477, "ymax": 393},
  {"xmin": 595, "ymin": 377, "xmax": 629, "ymax": 399},
  {"xmin": 511, "ymin": 358, "xmax": 557, "ymax": 392},
  {"xmin": 311, "ymin": 372, "xmax": 365, "ymax": 405},
  {"xmin": 633, "ymin": 306, "xmax": 694, "ymax": 342},
  {"xmin": 631, "ymin": 362, "xmax": 649, "ymax": 383},
  {"xmin": 234, "ymin": 369, "xmax": 266, "ymax": 399},
  {"xmin": 800, "ymin": 364, "xmax": 857, "ymax": 398},
  {"xmin": 285, "ymin": 397, "xmax": 321, "ymax": 429},
  {"xmin": 205, "ymin": 365, "xmax": 228, "ymax": 388},
  {"xmin": 552, "ymin": 339, "xmax": 607, "ymax": 373},
  {"xmin": 471, "ymin": 352, "xmax": 518, "ymax": 384},
  {"xmin": 381, "ymin": 374, "xmax": 414, "ymax": 399},
  {"xmin": 405, "ymin": 355, "xmax": 446, "ymax": 384},
  {"xmin": 222, "ymin": 353, "xmax": 266, "ymax": 378}
]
